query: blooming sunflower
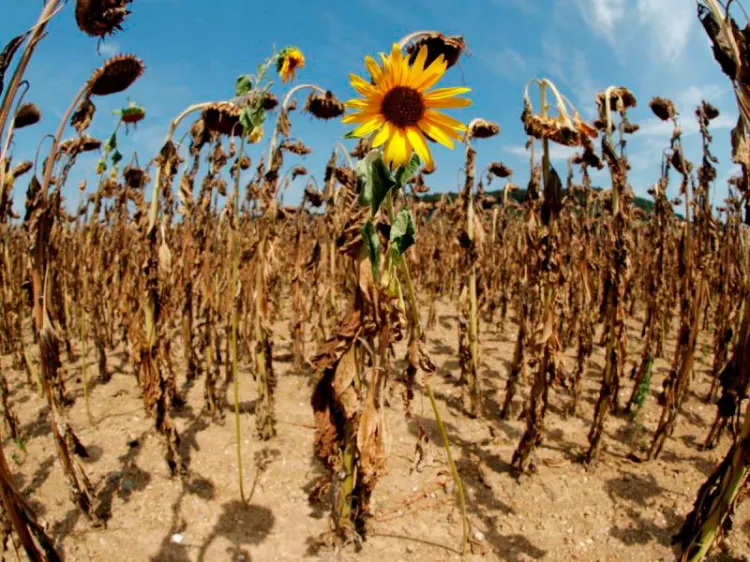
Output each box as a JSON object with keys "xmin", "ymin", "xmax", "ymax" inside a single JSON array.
[
  {"xmin": 344, "ymin": 43, "xmax": 471, "ymax": 168},
  {"xmin": 277, "ymin": 47, "xmax": 305, "ymax": 84}
]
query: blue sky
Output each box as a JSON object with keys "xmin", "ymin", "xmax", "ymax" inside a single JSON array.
[{"xmin": 4, "ymin": 0, "xmax": 741, "ymax": 211}]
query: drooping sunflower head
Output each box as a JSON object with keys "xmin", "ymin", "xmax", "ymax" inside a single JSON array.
[
  {"xmin": 277, "ymin": 47, "xmax": 305, "ymax": 84},
  {"xmin": 344, "ymin": 43, "xmax": 471, "ymax": 168}
]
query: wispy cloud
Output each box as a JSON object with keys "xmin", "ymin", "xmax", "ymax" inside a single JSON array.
[
  {"xmin": 481, "ymin": 47, "xmax": 529, "ymax": 82},
  {"xmin": 636, "ymin": 0, "xmax": 694, "ymax": 63},
  {"xmin": 98, "ymin": 41, "xmax": 120, "ymax": 57},
  {"xmin": 503, "ymin": 143, "xmax": 578, "ymax": 162},
  {"xmin": 572, "ymin": 0, "xmax": 626, "ymax": 43}
]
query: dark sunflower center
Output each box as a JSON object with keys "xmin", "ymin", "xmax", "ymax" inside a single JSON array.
[{"xmin": 380, "ymin": 86, "xmax": 424, "ymax": 128}]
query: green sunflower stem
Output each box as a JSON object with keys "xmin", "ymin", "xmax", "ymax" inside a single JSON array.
[{"xmin": 386, "ymin": 192, "xmax": 470, "ymax": 555}]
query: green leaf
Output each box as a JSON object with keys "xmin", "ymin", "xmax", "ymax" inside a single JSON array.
[
  {"xmin": 104, "ymin": 133, "xmax": 117, "ymax": 152},
  {"xmin": 394, "ymin": 153, "xmax": 420, "ymax": 187},
  {"xmin": 357, "ymin": 151, "xmax": 396, "ymax": 214},
  {"xmin": 235, "ymin": 75, "xmax": 253, "ymax": 97},
  {"xmin": 362, "ymin": 220, "xmax": 380, "ymax": 279},
  {"xmin": 390, "ymin": 208, "xmax": 416, "ymax": 256},
  {"xmin": 111, "ymin": 150, "xmax": 122, "ymax": 165},
  {"xmin": 239, "ymin": 106, "xmax": 254, "ymax": 134}
]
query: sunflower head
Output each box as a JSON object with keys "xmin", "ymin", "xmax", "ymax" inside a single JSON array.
[
  {"xmin": 344, "ymin": 43, "xmax": 470, "ymax": 169},
  {"xmin": 13, "ymin": 103, "xmax": 41, "ymax": 129},
  {"xmin": 117, "ymin": 101, "xmax": 146, "ymax": 125},
  {"xmin": 277, "ymin": 47, "xmax": 305, "ymax": 84}
]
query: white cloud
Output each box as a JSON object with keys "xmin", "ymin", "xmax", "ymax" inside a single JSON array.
[
  {"xmin": 504, "ymin": 143, "xmax": 578, "ymax": 162},
  {"xmin": 637, "ymin": 113, "xmax": 735, "ymax": 138},
  {"xmin": 482, "ymin": 47, "xmax": 528, "ymax": 82},
  {"xmin": 98, "ymin": 41, "xmax": 120, "ymax": 56},
  {"xmin": 636, "ymin": 0, "xmax": 694, "ymax": 62},
  {"xmin": 573, "ymin": 0, "xmax": 626, "ymax": 42}
]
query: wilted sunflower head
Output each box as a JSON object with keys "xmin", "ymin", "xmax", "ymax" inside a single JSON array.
[
  {"xmin": 343, "ymin": 43, "xmax": 471, "ymax": 168},
  {"xmin": 405, "ymin": 33, "xmax": 466, "ymax": 70},
  {"xmin": 277, "ymin": 46, "xmax": 305, "ymax": 84},
  {"xmin": 649, "ymin": 97, "xmax": 676, "ymax": 122},
  {"xmin": 468, "ymin": 118, "xmax": 499, "ymax": 140},
  {"xmin": 304, "ymin": 90, "xmax": 345, "ymax": 120},
  {"xmin": 87, "ymin": 54, "xmax": 144, "ymax": 96},
  {"xmin": 75, "ymin": 0, "xmax": 132, "ymax": 38},
  {"xmin": 13, "ymin": 103, "xmax": 41, "ymax": 129},
  {"xmin": 202, "ymin": 102, "xmax": 243, "ymax": 137}
]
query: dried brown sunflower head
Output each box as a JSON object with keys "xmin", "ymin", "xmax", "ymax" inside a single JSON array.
[
  {"xmin": 701, "ymin": 101, "xmax": 720, "ymax": 121},
  {"xmin": 351, "ymin": 138, "xmax": 371, "ymax": 160},
  {"xmin": 304, "ymin": 184, "xmax": 325, "ymax": 207},
  {"xmin": 201, "ymin": 102, "xmax": 243, "ymax": 137},
  {"xmin": 468, "ymin": 118, "xmax": 499, "ymax": 139},
  {"xmin": 75, "ymin": 0, "xmax": 132, "ymax": 38},
  {"xmin": 261, "ymin": 92, "xmax": 279, "ymax": 111},
  {"xmin": 123, "ymin": 164, "xmax": 148, "ymax": 189},
  {"xmin": 649, "ymin": 97, "xmax": 676, "ymax": 122},
  {"xmin": 11, "ymin": 160, "xmax": 33, "ymax": 178},
  {"xmin": 71, "ymin": 98, "xmax": 96, "ymax": 133},
  {"xmin": 59, "ymin": 135, "xmax": 102, "ymax": 155},
  {"xmin": 304, "ymin": 90, "xmax": 345, "ymax": 120},
  {"xmin": 489, "ymin": 161, "xmax": 512, "ymax": 178},
  {"xmin": 13, "ymin": 103, "xmax": 41, "ymax": 129},
  {"xmin": 87, "ymin": 54, "xmax": 144, "ymax": 96},
  {"xmin": 595, "ymin": 87, "xmax": 637, "ymax": 120},
  {"xmin": 281, "ymin": 139, "xmax": 311, "ymax": 155},
  {"xmin": 406, "ymin": 33, "xmax": 466, "ymax": 69}
]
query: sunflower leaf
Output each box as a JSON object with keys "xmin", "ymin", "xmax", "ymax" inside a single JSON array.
[
  {"xmin": 357, "ymin": 151, "xmax": 396, "ymax": 214},
  {"xmin": 362, "ymin": 220, "xmax": 380, "ymax": 279},
  {"xmin": 390, "ymin": 208, "xmax": 416, "ymax": 256},
  {"xmin": 394, "ymin": 153, "xmax": 421, "ymax": 187},
  {"xmin": 235, "ymin": 75, "xmax": 253, "ymax": 97}
]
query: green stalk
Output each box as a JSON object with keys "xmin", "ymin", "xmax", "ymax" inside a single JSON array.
[
  {"xmin": 231, "ymin": 138, "xmax": 246, "ymax": 501},
  {"xmin": 386, "ymin": 193, "xmax": 470, "ymax": 554}
]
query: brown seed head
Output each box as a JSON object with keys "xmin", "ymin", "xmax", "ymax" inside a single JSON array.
[
  {"xmin": 88, "ymin": 54, "xmax": 144, "ymax": 96},
  {"xmin": 71, "ymin": 98, "xmax": 96, "ymax": 133},
  {"xmin": 202, "ymin": 102, "xmax": 243, "ymax": 137},
  {"xmin": 489, "ymin": 161, "xmax": 512, "ymax": 178},
  {"xmin": 75, "ymin": 0, "xmax": 132, "ymax": 38},
  {"xmin": 702, "ymin": 101, "xmax": 720, "ymax": 121},
  {"xmin": 351, "ymin": 138, "xmax": 371, "ymax": 159},
  {"xmin": 59, "ymin": 135, "xmax": 102, "ymax": 155},
  {"xmin": 124, "ymin": 165, "xmax": 148, "ymax": 189},
  {"xmin": 649, "ymin": 97, "xmax": 676, "ymax": 122},
  {"xmin": 406, "ymin": 33, "xmax": 466, "ymax": 69},
  {"xmin": 13, "ymin": 103, "xmax": 41, "ymax": 129},
  {"xmin": 11, "ymin": 160, "xmax": 33, "ymax": 178},
  {"xmin": 468, "ymin": 118, "xmax": 499, "ymax": 139},
  {"xmin": 304, "ymin": 90, "xmax": 345, "ymax": 120}
]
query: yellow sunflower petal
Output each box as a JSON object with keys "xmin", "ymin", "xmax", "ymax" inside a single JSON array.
[
  {"xmin": 342, "ymin": 111, "xmax": 379, "ymax": 124},
  {"xmin": 418, "ymin": 117, "xmax": 455, "ymax": 149},
  {"xmin": 384, "ymin": 127, "xmax": 412, "ymax": 168},
  {"xmin": 425, "ymin": 97, "xmax": 472, "ymax": 109},
  {"xmin": 350, "ymin": 74, "xmax": 378, "ymax": 97},
  {"xmin": 424, "ymin": 87, "xmax": 471, "ymax": 100},
  {"xmin": 372, "ymin": 121, "xmax": 393, "ymax": 148},
  {"xmin": 424, "ymin": 109, "xmax": 468, "ymax": 132},
  {"xmin": 413, "ymin": 56, "xmax": 447, "ymax": 91},
  {"xmin": 390, "ymin": 43, "xmax": 403, "ymax": 85},
  {"xmin": 345, "ymin": 99, "xmax": 378, "ymax": 110},
  {"xmin": 406, "ymin": 45, "xmax": 429, "ymax": 88},
  {"xmin": 352, "ymin": 115, "xmax": 385, "ymax": 137},
  {"xmin": 405, "ymin": 126, "xmax": 432, "ymax": 167},
  {"xmin": 365, "ymin": 56, "xmax": 383, "ymax": 84}
]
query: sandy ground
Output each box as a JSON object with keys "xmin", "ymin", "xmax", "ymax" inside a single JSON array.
[{"xmin": 1, "ymin": 298, "xmax": 749, "ymax": 562}]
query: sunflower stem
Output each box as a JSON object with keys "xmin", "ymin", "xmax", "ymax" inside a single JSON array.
[{"xmin": 386, "ymin": 190, "xmax": 470, "ymax": 555}]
